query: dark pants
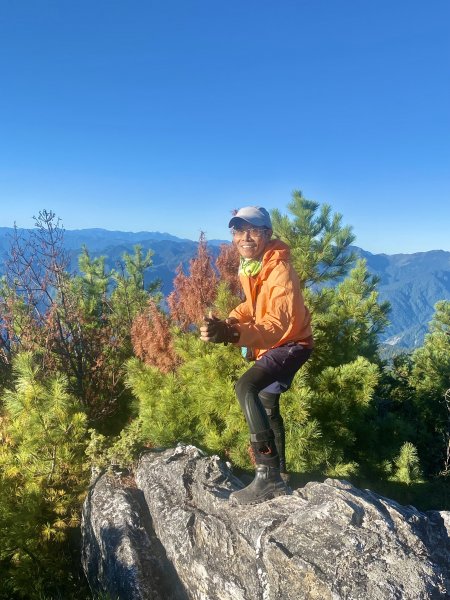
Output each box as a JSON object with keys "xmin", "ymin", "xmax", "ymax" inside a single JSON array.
[
  {"xmin": 259, "ymin": 389, "xmax": 285, "ymax": 470},
  {"xmin": 235, "ymin": 344, "xmax": 312, "ymax": 466}
]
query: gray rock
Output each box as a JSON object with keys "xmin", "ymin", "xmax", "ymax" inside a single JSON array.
[
  {"xmin": 81, "ymin": 471, "xmax": 187, "ymax": 599},
  {"xmin": 82, "ymin": 444, "xmax": 450, "ymax": 599}
]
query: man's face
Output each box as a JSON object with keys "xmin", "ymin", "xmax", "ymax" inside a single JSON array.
[{"xmin": 232, "ymin": 225, "xmax": 272, "ymax": 260}]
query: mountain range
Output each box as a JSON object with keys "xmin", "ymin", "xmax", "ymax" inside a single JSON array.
[
  {"xmin": 352, "ymin": 246, "xmax": 450, "ymax": 348},
  {"xmin": 1, "ymin": 227, "xmax": 449, "ymax": 351}
]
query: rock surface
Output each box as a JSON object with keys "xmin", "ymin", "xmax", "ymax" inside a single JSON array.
[
  {"xmin": 82, "ymin": 445, "xmax": 450, "ymax": 599},
  {"xmin": 81, "ymin": 471, "xmax": 187, "ymax": 599}
]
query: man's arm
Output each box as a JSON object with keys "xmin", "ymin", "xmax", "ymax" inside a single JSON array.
[{"xmin": 229, "ymin": 301, "xmax": 253, "ymax": 323}]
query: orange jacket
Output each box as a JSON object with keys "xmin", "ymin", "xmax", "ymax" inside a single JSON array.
[{"xmin": 228, "ymin": 239, "xmax": 313, "ymax": 359}]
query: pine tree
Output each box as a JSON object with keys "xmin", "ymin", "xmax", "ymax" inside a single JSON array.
[
  {"xmin": 392, "ymin": 442, "xmax": 422, "ymax": 485},
  {"xmin": 268, "ymin": 193, "xmax": 390, "ymax": 475},
  {"xmin": 110, "ymin": 244, "xmax": 159, "ymax": 333},
  {"xmin": 309, "ymin": 259, "xmax": 390, "ymax": 371},
  {"xmin": 410, "ymin": 301, "xmax": 450, "ymax": 399},
  {"xmin": 0, "ymin": 213, "xmax": 159, "ymax": 422},
  {"xmin": 125, "ymin": 335, "xmax": 250, "ymax": 466},
  {"xmin": 271, "ymin": 190, "xmax": 356, "ymax": 287},
  {"xmin": 0, "ymin": 352, "xmax": 89, "ymax": 599},
  {"xmin": 370, "ymin": 353, "xmax": 419, "ymax": 474},
  {"xmin": 407, "ymin": 301, "xmax": 450, "ymax": 475}
]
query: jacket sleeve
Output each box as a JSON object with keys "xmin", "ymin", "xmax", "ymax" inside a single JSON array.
[{"xmin": 228, "ymin": 301, "xmax": 253, "ymax": 323}]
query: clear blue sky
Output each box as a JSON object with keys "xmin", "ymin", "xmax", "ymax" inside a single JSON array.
[{"xmin": 1, "ymin": 1, "xmax": 448, "ymax": 254}]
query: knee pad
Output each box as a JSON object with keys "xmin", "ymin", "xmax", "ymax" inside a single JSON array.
[
  {"xmin": 264, "ymin": 405, "xmax": 280, "ymax": 419},
  {"xmin": 259, "ymin": 391, "xmax": 280, "ymax": 416}
]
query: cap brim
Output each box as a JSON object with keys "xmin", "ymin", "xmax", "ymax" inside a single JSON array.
[
  {"xmin": 229, "ymin": 216, "xmax": 270, "ymax": 228},
  {"xmin": 228, "ymin": 216, "xmax": 249, "ymax": 228}
]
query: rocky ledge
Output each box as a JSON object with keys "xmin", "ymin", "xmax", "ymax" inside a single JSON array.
[{"xmin": 82, "ymin": 444, "xmax": 450, "ymax": 599}]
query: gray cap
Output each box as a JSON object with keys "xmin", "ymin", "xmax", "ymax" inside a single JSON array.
[{"xmin": 228, "ymin": 206, "xmax": 272, "ymax": 229}]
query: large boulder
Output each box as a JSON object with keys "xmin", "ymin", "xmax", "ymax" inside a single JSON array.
[
  {"xmin": 81, "ymin": 471, "xmax": 187, "ymax": 599},
  {"xmin": 82, "ymin": 445, "xmax": 450, "ymax": 599}
]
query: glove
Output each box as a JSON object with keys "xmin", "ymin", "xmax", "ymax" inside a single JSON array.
[{"xmin": 200, "ymin": 314, "xmax": 240, "ymax": 345}]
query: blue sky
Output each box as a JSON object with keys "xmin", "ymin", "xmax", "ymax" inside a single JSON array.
[{"xmin": 1, "ymin": 1, "xmax": 448, "ymax": 254}]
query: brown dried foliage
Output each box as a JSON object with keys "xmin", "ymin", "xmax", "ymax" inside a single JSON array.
[
  {"xmin": 215, "ymin": 243, "xmax": 241, "ymax": 297},
  {"xmin": 167, "ymin": 232, "xmax": 218, "ymax": 330},
  {"xmin": 131, "ymin": 300, "xmax": 180, "ymax": 373}
]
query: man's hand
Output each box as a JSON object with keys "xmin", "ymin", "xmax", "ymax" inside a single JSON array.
[{"xmin": 200, "ymin": 312, "xmax": 240, "ymax": 344}]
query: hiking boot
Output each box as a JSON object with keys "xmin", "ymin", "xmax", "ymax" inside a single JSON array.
[
  {"xmin": 230, "ymin": 464, "xmax": 290, "ymax": 506},
  {"xmin": 247, "ymin": 442, "xmax": 289, "ymax": 481},
  {"xmin": 248, "ymin": 444, "xmax": 289, "ymax": 481}
]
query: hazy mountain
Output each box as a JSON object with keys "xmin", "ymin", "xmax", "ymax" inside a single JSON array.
[
  {"xmin": 352, "ymin": 247, "xmax": 450, "ymax": 349},
  {"xmin": 1, "ymin": 227, "xmax": 449, "ymax": 350},
  {"xmin": 0, "ymin": 228, "xmax": 202, "ymax": 296}
]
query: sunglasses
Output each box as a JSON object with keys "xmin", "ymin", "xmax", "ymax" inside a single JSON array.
[{"xmin": 231, "ymin": 227, "xmax": 269, "ymax": 237}]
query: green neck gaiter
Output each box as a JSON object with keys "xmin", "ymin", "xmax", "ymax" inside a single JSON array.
[{"xmin": 239, "ymin": 257, "xmax": 263, "ymax": 277}]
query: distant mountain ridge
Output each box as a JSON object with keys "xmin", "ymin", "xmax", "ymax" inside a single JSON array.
[
  {"xmin": 352, "ymin": 246, "xmax": 450, "ymax": 348},
  {"xmin": 1, "ymin": 227, "xmax": 449, "ymax": 350}
]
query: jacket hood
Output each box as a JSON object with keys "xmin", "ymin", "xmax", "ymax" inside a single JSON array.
[{"xmin": 260, "ymin": 239, "xmax": 291, "ymax": 276}]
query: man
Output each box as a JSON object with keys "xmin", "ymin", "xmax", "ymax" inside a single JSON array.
[{"xmin": 200, "ymin": 206, "xmax": 313, "ymax": 505}]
